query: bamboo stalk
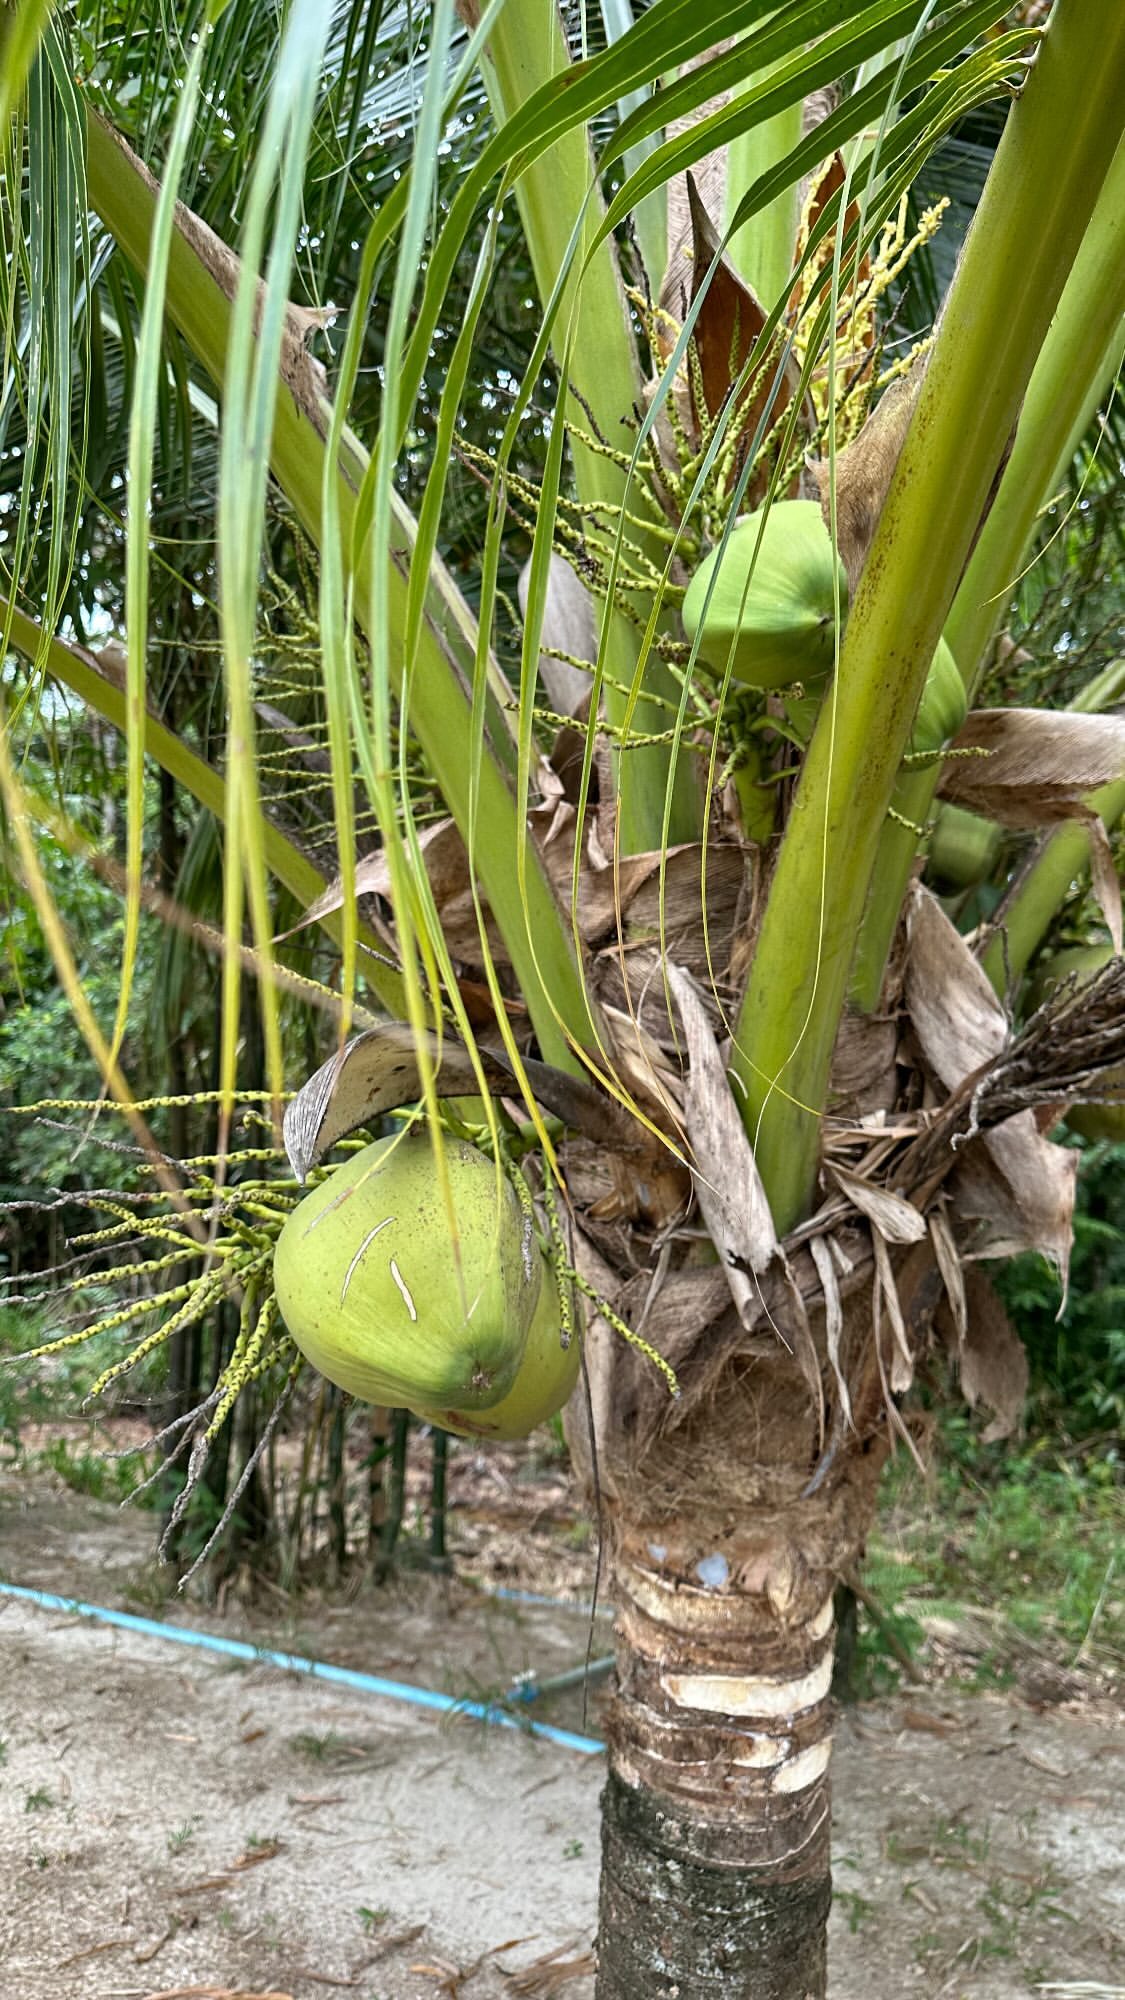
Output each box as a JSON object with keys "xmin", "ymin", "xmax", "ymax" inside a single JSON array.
[{"xmin": 731, "ymin": 2, "xmax": 1125, "ymax": 1233}]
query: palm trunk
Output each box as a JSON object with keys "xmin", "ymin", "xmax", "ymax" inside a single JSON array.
[
  {"xmin": 575, "ymin": 1262, "xmax": 892, "ymax": 2000},
  {"xmin": 599, "ymin": 1526, "xmax": 838, "ymax": 1999}
]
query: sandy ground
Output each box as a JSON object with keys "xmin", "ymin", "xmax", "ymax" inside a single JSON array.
[{"xmin": 1, "ymin": 1479, "xmax": 1123, "ymax": 2000}]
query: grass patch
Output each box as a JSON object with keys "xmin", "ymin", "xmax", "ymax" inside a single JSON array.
[
  {"xmin": 37, "ymin": 1435, "xmax": 156, "ymax": 1504},
  {"xmin": 0, "ymin": 1299, "xmax": 168, "ymax": 1448},
  {"xmin": 0, "ymin": 1302, "xmax": 161, "ymax": 1501},
  {"xmin": 859, "ymin": 1413, "xmax": 1123, "ymax": 1685}
]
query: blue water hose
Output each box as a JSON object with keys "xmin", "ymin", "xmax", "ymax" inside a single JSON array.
[
  {"xmin": 484, "ymin": 1585, "xmax": 613, "ymax": 1615},
  {"xmin": 0, "ymin": 1579, "xmax": 605, "ymax": 1757}
]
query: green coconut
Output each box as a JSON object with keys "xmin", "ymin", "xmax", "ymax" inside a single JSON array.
[
  {"xmin": 274, "ymin": 1135, "xmax": 542, "ymax": 1411},
  {"xmin": 1066, "ymin": 1098, "xmax": 1125, "ymax": 1144},
  {"xmin": 1029, "ymin": 941, "xmax": 1116, "ymax": 1006},
  {"xmin": 779, "ymin": 637, "xmax": 967, "ymax": 764},
  {"xmin": 415, "ymin": 1266, "xmax": 579, "ymax": 1441},
  {"xmin": 927, "ymin": 804, "xmax": 1002, "ymax": 890},
  {"xmin": 909, "ymin": 636, "xmax": 967, "ymax": 757},
  {"xmin": 682, "ymin": 499, "xmax": 847, "ymax": 691}
]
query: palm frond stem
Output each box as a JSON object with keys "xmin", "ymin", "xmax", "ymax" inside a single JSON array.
[
  {"xmin": 852, "ymin": 125, "xmax": 1125, "ymax": 1013},
  {"xmin": 81, "ymin": 106, "xmax": 599, "ymax": 1072},
  {"xmin": 732, "ymin": 0, "xmax": 1125, "ymax": 1233}
]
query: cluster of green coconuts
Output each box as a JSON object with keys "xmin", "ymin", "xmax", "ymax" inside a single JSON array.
[
  {"xmin": 274, "ymin": 503, "xmax": 970, "ymax": 1437},
  {"xmin": 682, "ymin": 497, "xmax": 967, "ymax": 755}
]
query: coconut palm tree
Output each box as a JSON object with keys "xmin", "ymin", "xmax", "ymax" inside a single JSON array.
[{"xmin": 3, "ymin": 3, "xmax": 1125, "ymax": 1993}]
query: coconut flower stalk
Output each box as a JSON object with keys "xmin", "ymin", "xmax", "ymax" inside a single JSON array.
[{"xmin": 4, "ymin": 4, "xmax": 1125, "ymax": 1997}]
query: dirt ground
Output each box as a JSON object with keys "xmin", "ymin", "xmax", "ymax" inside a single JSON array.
[{"xmin": 1, "ymin": 1469, "xmax": 1123, "ymax": 2000}]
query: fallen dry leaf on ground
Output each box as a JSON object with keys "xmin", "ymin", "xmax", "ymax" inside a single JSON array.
[
  {"xmin": 230, "ymin": 1838, "xmax": 284, "ymax": 1870},
  {"xmin": 140, "ymin": 1988, "xmax": 295, "ymax": 2000},
  {"xmin": 289, "ymin": 1968, "xmax": 367, "ymax": 1990},
  {"xmin": 56, "ymin": 1936, "xmax": 132, "ymax": 1967},
  {"xmin": 898, "ymin": 1708, "xmax": 960, "ymax": 1737},
  {"xmin": 134, "ymin": 1928, "xmax": 174, "ymax": 1964},
  {"xmin": 501, "ymin": 1943, "xmax": 599, "ymax": 1994}
]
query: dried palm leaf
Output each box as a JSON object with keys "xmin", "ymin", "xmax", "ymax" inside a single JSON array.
[
  {"xmin": 668, "ymin": 964, "xmax": 779, "ymax": 1311},
  {"xmin": 809, "ymin": 1234, "xmax": 851, "ymax": 1429},
  {"xmin": 517, "ymin": 551, "xmax": 596, "ymax": 719},
  {"xmin": 941, "ymin": 707, "xmax": 1125, "ymax": 819},
  {"xmin": 904, "ymin": 884, "xmax": 1077, "ymax": 1284},
  {"xmin": 941, "ymin": 708, "xmax": 1125, "ymax": 946},
  {"xmin": 812, "ymin": 356, "xmax": 926, "ymax": 595},
  {"xmin": 939, "ymin": 1268, "xmax": 1029, "ymax": 1442},
  {"xmin": 282, "ymin": 1024, "xmax": 640, "ymax": 1180},
  {"xmin": 831, "ymin": 1165, "xmax": 927, "ymax": 1244}
]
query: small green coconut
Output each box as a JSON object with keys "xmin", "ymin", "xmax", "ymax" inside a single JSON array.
[
  {"xmin": 779, "ymin": 636, "xmax": 967, "ymax": 763},
  {"xmin": 1066, "ymin": 1097, "xmax": 1125, "ymax": 1144},
  {"xmin": 682, "ymin": 499, "xmax": 847, "ymax": 691},
  {"xmin": 274, "ymin": 1134, "xmax": 542, "ymax": 1411},
  {"xmin": 415, "ymin": 1265, "xmax": 579, "ymax": 1441},
  {"xmin": 927, "ymin": 804, "xmax": 1002, "ymax": 891},
  {"xmin": 1029, "ymin": 940, "xmax": 1116, "ymax": 1005},
  {"xmin": 908, "ymin": 637, "xmax": 967, "ymax": 757}
]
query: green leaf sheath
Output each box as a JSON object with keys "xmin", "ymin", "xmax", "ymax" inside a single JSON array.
[
  {"xmin": 852, "ymin": 127, "xmax": 1125, "ymax": 1013},
  {"xmin": 732, "ymin": 0, "xmax": 1125, "ymax": 1234},
  {"xmin": 981, "ymin": 644, "xmax": 1125, "ymax": 999},
  {"xmin": 81, "ymin": 109, "xmax": 598, "ymax": 1072},
  {"xmin": 978, "ymin": 783, "xmax": 1125, "ymax": 1000},
  {"xmin": 947, "ymin": 128, "xmax": 1125, "ymax": 697},
  {"xmin": 473, "ymin": 0, "xmax": 701, "ymax": 855}
]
